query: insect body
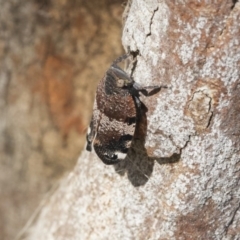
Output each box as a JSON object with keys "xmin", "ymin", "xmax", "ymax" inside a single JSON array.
[{"xmin": 86, "ymin": 54, "xmax": 163, "ymax": 165}]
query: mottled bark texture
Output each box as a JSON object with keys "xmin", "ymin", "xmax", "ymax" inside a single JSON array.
[
  {"xmin": 19, "ymin": 0, "xmax": 240, "ymax": 240},
  {"xmin": 0, "ymin": 1, "xmax": 123, "ymax": 239}
]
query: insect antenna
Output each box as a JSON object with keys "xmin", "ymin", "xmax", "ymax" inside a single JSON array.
[{"xmin": 112, "ymin": 53, "xmax": 131, "ymax": 66}]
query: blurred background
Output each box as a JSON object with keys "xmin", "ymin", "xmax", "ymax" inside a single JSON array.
[{"xmin": 0, "ymin": 0, "xmax": 124, "ymax": 239}]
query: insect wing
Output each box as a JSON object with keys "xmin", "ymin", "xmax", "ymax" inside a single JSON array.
[
  {"xmin": 93, "ymin": 68, "xmax": 137, "ymax": 164},
  {"xmin": 93, "ymin": 106, "xmax": 136, "ymax": 165}
]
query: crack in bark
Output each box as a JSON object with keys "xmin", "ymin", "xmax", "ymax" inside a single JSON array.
[
  {"xmin": 122, "ymin": 0, "xmax": 133, "ymax": 25},
  {"xmin": 211, "ymin": 1, "xmax": 238, "ymax": 52},
  {"xmin": 146, "ymin": 6, "xmax": 158, "ymax": 38},
  {"xmin": 206, "ymin": 111, "xmax": 213, "ymax": 128},
  {"xmin": 231, "ymin": 0, "xmax": 238, "ymax": 9},
  {"xmin": 221, "ymin": 202, "xmax": 240, "ymax": 239},
  {"xmin": 205, "ymin": 92, "xmax": 213, "ymax": 129},
  {"xmin": 188, "ymin": 90, "xmax": 214, "ymax": 131}
]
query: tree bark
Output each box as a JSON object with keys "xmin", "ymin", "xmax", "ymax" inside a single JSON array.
[{"xmin": 19, "ymin": 0, "xmax": 240, "ymax": 239}]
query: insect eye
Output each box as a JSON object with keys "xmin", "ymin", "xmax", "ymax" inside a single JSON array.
[{"xmin": 116, "ymin": 79, "xmax": 125, "ymax": 88}]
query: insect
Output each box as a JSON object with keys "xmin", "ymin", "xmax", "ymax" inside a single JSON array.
[{"xmin": 86, "ymin": 54, "xmax": 166, "ymax": 165}]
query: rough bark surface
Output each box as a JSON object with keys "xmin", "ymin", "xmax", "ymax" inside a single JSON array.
[
  {"xmin": 19, "ymin": 0, "xmax": 240, "ymax": 239},
  {"xmin": 0, "ymin": 1, "xmax": 123, "ymax": 239}
]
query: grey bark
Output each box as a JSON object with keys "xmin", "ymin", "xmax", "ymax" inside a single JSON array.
[{"xmin": 19, "ymin": 0, "xmax": 240, "ymax": 239}]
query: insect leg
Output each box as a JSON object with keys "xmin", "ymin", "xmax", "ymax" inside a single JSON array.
[
  {"xmin": 133, "ymin": 82, "xmax": 168, "ymax": 96},
  {"xmin": 86, "ymin": 116, "xmax": 96, "ymax": 151},
  {"xmin": 86, "ymin": 101, "xmax": 100, "ymax": 152},
  {"xmin": 112, "ymin": 53, "xmax": 130, "ymax": 66}
]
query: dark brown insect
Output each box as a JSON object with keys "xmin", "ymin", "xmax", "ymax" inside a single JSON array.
[{"xmin": 86, "ymin": 54, "xmax": 165, "ymax": 165}]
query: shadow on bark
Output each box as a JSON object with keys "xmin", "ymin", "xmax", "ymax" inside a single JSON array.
[{"xmin": 114, "ymin": 101, "xmax": 180, "ymax": 187}]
